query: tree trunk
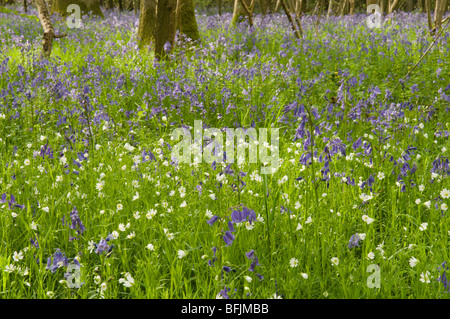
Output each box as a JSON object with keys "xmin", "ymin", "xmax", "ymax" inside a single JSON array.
[
  {"xmin": 154, "ymin": 0, "xmax": 177, "ymax": 60},
  {"xmin": 348, "ymin": 0, "xmax": 355, "ymax": 14},
  {"xmin": 179, "ymin": 0, "xmax": 200, "ymax": 42},
  {"xmin": 434, "ymin": 0, "xmax": 448, "ymax": 30},
  {"xmin": 34, "ymin": 0, "xmax": 66, "ymax": 57},
  {"xmin": 231, "ymin": 0, "xmax": 253, "ymax": 24},
  {"xmin": 326, "ymin": 0, "xmax": 333, "ymax": 18},
  {"xmin": 404, "ymin": 0, "xmax": 413, "ymax": 11},
  {"xmin": 388, "ymin": 0, "xmax": 406, "ymax": 13},
  {"xmin": 51, "ymin": 0, "xmax": 104, "ymax": 17},
  {"xmin": 137, "ymin": 0, "xmax": 156, "ymax": 48},
  {"xmin": 260, "ymin": 0, "xmax": 276, "ymax": 13}
]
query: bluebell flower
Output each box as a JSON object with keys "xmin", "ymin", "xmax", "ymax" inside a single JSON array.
[
  {"xmin": 231, "ymin": 206, "xmax": 256, "ymax": 224},
  {"xmin": 46, "ymin": 250, "xmax": 69, "ymax": 273},
  {"xmin": 348, "ymin": 233, "xmax": 362, "ymax": 249},
  {"xmin": 223, "ymin": 231, "xmax": 235, "ymax": 246},
  {"xmin": 219, "ymin": 286, "xmax": 230, "ymax": 299},
  {"xmin": 69, "ymin": 206, "xmax": 85, "ymax": 235},
  {"xmin": 249, "ymin": 256, "xmax": 260, "ymax": 272},
  {"xmin": 207, "ymin": 215, "xmax": 219, "ymax": 226},
  {"xmin": 94, "ymin": 234, "xmax": 115, "ymax": 255},
  {"xmin": 246, "ymin": 250, "xmax": 255, "ymax": 259}
]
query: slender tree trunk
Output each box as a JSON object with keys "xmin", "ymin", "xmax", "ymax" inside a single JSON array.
[
  {"xmin": 434, "ymin": 0, "xmax": 448, "ymax": 30},
  {"xmin": 34, "ymin": 0, "xmax": 66, "ymax": 57},
  {"xmin": 349, "ymin": 0, "xmax": 355, "ymax": 14},
  {"xmin": 426, "ymin": 0, "xmax": 433, "ymax": 29},
  {"xmin": 280, "ymin": 0, "xmax": 301, "ymax": 38},
  {"xmin": 154, "ymin": 0, "xmax": 177, "ymax": 59},
  {"xmin": 231, "ymin": 0, "xmax": 253, "ymax": 24},
  {"xmin": 326, "ymin": 0, "xmax": 333, "ymax": 18},
  {"xmin": 118, "ymin": 0, "xmax": 123, "ymax": 11}
]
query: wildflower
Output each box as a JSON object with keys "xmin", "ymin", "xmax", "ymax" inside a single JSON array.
[
  {"xmin": 132, "ymin": 192, "xmax": 139, "ymax": 201},
  {"xmin": 178, "ymin": 250, "xmax": 187, "ymax": 259},
  {"xmin": 46, "ymin": 250, "xmax": 69, "ymax": 273},
  {"xmin": 119, "ymin": 273, "xmax": 134, "ymax": 287},
  {"xmin": 301, "ymin": 273, "xmax": 308, "ymax": 279},
  {"xmin": 296, "ymin": 223, "xmax": 303, "ymax": 231},
  {"xmin": 164, "ymin": 228, "xmax": 174, "ymax": 240},
  {"xmin": 133, "ymin": 211, "xmax": 140, "ymax": 219},
  {"xmin": 231, "ymin": 206, "xmax": 257, "ymax": 224},
  {"xmin": 69, "ymin": 206, "xmax": 85, "ymax": 235},
  {"xmin": 24, "ymin": 159, "xmax": 30, "ymax": 166},
  {"xmin": 127, "ymin": 232, "xmax": 136, "ymax": 239},
  {"xmin": 93, "ymin": 236, "xmax": 114, "ymax": 255},
  {"xmin": 348, "ymin": 233, "xmax": 362, "ymax": 249},
  {"xmin": 207, "ymin": 215, "xmax": 219, "ymax": 226},
  {"xmin": 362, "ymin": 215, "xmax": 374, "ymax": 224},
  {"xmin": 441, "ymin": 189, "xmax": 450, "ymax": 199},
  {"xmin": 420, "ymin": 271, "xmax": 431, "ymax": 283},
  {"xmin": 218, "ymin": 286, "xmax": 230, "ymax": 299},
  {"xmin": 359, "ymin": 193, "xmax": 373, "ymax": 202},
  {"xmin": 244, "ymin": 276, "xmax": 252, "ymax": 283},
  {"xmin": 290, "ymin": 258, "xmax": 299, "ymax": 268},
  {"xmin": 419, "ymin": 223, "xmax": 428, "ymax": 231},
  {"xmin": 205, "ymin": 209, "xmax": 213, "ymax": 219},
  {"xmin": 409, "ymin": 257, "xmax": 419, "ymax": 268},
  {"xmin": 424, "ymin": 201, "xmax": 432, "ymax": 208},
  {"xmin": 223, "ymin": 231, "xmax": 235, "ymax": 246},
  {"xmin": 367, "ymin": 252, "xmax": 375, "ymax": 260},
  {"xmin": 117, "ymin": 203, "xmax": 123, "ymax": 211},
  {"xmin": 96, "ymin": 181, "xmax": 104, "ymax": 191},
  {"xmin": 377, "ymin": 172, "xmax": 385, "ymax": 180},
  {"xmin": 146, "ymin": 209, "xmax": 157, "ymax": 219},
  {"xmin": 269, "ymin": 293, "xmax": 282, "ymax": 299},
  {"xmin": 331, "ymin": 257, "xmax": 339, "ymax": 266},
  {"xmin": 146, "ymin": 244, "xmax": 154, "ymax": 251},
  {"xmin": 118, "ymin": 223, "xmax": 126, "ymax": 232},
  {"xmin": 13, "ymin": 251, "xmax": 23, "ymax": 262},
  {"xmin": 100, "ymin": 282, "xmax": 107, "ymax": 294},
  {"xmin": 415, "ymin": 199, "xmax": 421, "ymax": 205},
  {"xmin": 437, "ymin": 262, "xmax": 449, "ymax": 291},
  {"xmin": 246, "ymin": 250, "xmax": 255, "ymax": 260},
  {"xmin": 248, "ymin": 256, "xmax": 260, "ymax": 272},
  {"xmin": 305, "ymin": 216, "xmax": 312, "ymax": 224},
  {"xmin": 442, "ymin": 203, "xmax": 448, "ymax": 211}
]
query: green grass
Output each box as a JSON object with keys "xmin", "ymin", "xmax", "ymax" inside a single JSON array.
[{"xmin": 0, "ymin": 8, "xmax": 449, "ymax": 299}]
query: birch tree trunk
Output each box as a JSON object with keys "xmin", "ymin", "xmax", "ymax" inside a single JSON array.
[{"xmin": 34, "ymin": 0, "xmax": 66, "ymax": 57}]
